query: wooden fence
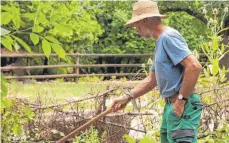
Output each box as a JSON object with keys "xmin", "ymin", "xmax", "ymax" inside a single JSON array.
[{"xmin": 0, "ymin": 53, "xmax": 207, "ymax": 80}]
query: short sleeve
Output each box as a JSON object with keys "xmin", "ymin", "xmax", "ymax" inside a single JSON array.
[
  {"xmin": 150, "ymin": 58, "xmax": 156, "ymax": 72},
  {"xmin": 163, "ymin": 34, "xmax": 192, "ymax": 66}
]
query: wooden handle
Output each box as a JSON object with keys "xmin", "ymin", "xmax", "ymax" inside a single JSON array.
[{"xmin": 56, "ymin": 107, "xmax": 112, "ymax": 143}]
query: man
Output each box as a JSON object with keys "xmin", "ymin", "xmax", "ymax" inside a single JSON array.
[{"xmin": 111, "ymin": 1, "xmax": 203, "ymax": 143}]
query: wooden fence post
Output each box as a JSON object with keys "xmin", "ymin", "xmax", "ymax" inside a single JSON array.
[{"xmin": 75, "ymin": 54, "xmax": 80, "ymax": 83}]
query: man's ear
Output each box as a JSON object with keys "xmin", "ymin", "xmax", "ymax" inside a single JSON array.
[
  {"xmin": 142, "ymin": 19, "xmax": 147, "ymax": 26},
  {"xmin": 143, "ymin": 19, "xmax": 147, "ymax": 24}
]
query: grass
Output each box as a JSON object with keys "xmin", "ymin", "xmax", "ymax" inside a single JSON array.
[{"xmin": 7, "ymin": 81, "xmax": 107, "ymax": 103}]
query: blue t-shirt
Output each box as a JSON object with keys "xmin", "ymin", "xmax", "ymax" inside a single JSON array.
[{"xmin": 151, "ymin": 27, "xmax": 192, "ymax": 98}]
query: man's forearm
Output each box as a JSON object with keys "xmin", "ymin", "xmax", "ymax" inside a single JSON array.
[
  {"xmin": 131, "ymin": 72, "xmax": 157, "ymax": 99},
  {"xmin": 179, "ymin": 64, "xmax": 202, "ymax": 99}
]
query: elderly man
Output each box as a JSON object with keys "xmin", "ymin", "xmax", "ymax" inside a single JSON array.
[{"xmin": 111, "ymin": 1, "xmax": 203, "ymax": 143}]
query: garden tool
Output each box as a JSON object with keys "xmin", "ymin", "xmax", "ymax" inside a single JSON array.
[{"xmin": 56, "ymin": 107, "xmax": 112, "ymax": 143}]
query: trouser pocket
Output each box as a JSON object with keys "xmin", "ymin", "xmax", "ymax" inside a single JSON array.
[{"xmin": 171, "ymin": 129, "xmax": 195, "ymax": 143}]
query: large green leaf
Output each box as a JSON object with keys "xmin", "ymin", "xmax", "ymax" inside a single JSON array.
[
  {"xmin": 1, "ymin": 12, "xmax": 12, "ymax": 25},
  {"xmin": 42, "ymin": 39, "xmax": 51, "ymax": 58},
  {"xmin": 1, "ymin": 38, "xmax": 12, "ymax": 51},
  {"xmin": 30, "ymin": 33, "xmax": 39, "ymax": 45},
  {"xmin": 4, "ymin": 35, "xmax": 14, "ymax": 44},
  {"xmin": 212, "ymin": 36, "xmax": 219, "ymax": 52},
  {"xmin": 12, "ymin": 36, "xmax": 32, "ymax": 53},
  {"xmin": 12, "ymin": 15, "xmax": 21, "ymax": 29},
  {"xmin": 51, "ymin": 43, "xmax": 66, "ymax": 59},
  {"xmin": 37, "ymin": 13, "xmax": 49, "ymax": 24},
  {"xmin": 32, "ymin": 25, "xmax": 44, "ymax": 33},
  {"xmin": 211, "ymin": 59, "xmax": 219, "ymax": 75},
  {"xmin": 45, "ymin": 36, "xmax": 60, "ymax": 44}
]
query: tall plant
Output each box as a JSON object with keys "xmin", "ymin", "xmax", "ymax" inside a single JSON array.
[{"xmin": 200, "ymin": 7, "xmax": 229, "ymax": 87}]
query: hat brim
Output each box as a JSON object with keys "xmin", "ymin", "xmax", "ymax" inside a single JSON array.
[{"xmin": 124, "ymin": 14, "xmax": 167, "ymax": 28}]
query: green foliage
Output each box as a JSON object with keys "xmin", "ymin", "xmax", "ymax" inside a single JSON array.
[
  {"xmin": 124, "ymin": 132, "xmax": 159, "ymax": 143},
  {"xmin": 199, "ymin": 122, "xmax": 229, "ymax": 143},
  {"xmin": 93, "ymin": 1, "xmax": 155, "ymax": 54},
  {"xmin": 163, "ymin": 11, "xmax": 207, "ymax": 50},
  {"xmin": 201, "ymin": 7, "xmax": 229, "ymax": 79},
  {"xmin": 74, "ymin": 126, "xmax": 100, "ymax": 143},
  {"xmin": 1, "ymin": 98, "xmax": 35, "ymax": 142},
  {"xmin": 1, "ymin": 1, "xmax": 103, "ymax": 57},
  {"xmin": 78, "ymin": 76, "xmax": 103, "ymax": 83}
]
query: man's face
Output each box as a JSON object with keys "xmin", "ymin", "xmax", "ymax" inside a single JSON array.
[{"xmin": 133, "ymin": 19, "xmax": 153, "ymax": 39}]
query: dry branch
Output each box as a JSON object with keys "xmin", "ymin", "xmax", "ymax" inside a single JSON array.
[{"xmin": 30, "ymin": 88, "xmax": 117, "ymax": 110}]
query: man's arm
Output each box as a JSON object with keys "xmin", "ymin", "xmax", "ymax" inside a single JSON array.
[
  {"xmin": 111, "ymin": 72, "xmax": 157, "ymax": 112},
  {"xmin": 131, "ymin": 72, "xmax": 157, "ymax": 99},
  {"xmin": 173, "ymin": 55, "xmax": 202, "ymax": 117},
  {"xmin": 179, "ymin": 55, "xmax": 202, "ymax": 99}
]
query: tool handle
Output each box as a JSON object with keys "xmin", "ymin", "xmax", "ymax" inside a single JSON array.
[{"xmin": 56, "ymin": 107, "xmax": 112, "ymax": 143}]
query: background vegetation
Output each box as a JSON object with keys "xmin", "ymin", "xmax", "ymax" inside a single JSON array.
[{"xmin": 1, "ymin": 1, "xmax": 229, "ymax": 143}]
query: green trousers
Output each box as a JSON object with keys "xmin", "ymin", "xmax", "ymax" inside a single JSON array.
[{"xmin": 160, "ymin": 93, "xmax": 203, "ymax": 143}]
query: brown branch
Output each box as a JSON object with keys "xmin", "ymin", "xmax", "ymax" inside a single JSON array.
[
  {"xmin": 203, "ymin": 98, "xmax": 229, "ymax": 108},
  {"xmin": 199, "ymin": 86, "xmax": 229, "ymax": 95},
  {"xmin": 30, "ymin": 88, "xmax": 117, "ymax": 110}
]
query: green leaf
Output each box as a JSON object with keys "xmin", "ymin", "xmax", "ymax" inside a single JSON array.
[
  {"xmin": 1, "ymin": 74, "xmax": 8, "ymax": 98},
  {"xmin": 51, "ymin": 43, "xmax": 66, "ymax": 59},
  {"xmin": 23, "ymin": 107, "xmax": 34, "ymax": 119},
  {"xmin": 4, "ymin": 35, "xmax": 14, "ymax": 44},
  {"xmin": 212, "ymin": 36, "xmax": 219, "ymax": 52},
  {"xmin": 12, "ymin": 15, "xmax": 21, "ymax": 29},
  {"xmin": 37, "ymin": 13, "xmax": 48, "ymax": 24},
  {"xmin": 14, "ymin": 42, "xmax": 21, "ymax": 51},
  {"xmin": 123, "ymin": 134, "xmax": 135, "ymax": 143},
  {"xmin": 42, "ymin": 39, "xmax": 51, "ymax": 58},
  {"xmin": 45, "ymin": 36, "xmax": 60, "ymax": 44},
  {"xmin": 1, "ymin": 12, "xmax": 12, "ymax": 25},
  {"xmin": 217, "ymin": 27, "xmax": 229, "ymax": 34},
  {"xmin": 0, "ymin": 27, "xmax": 11, "ymax": 36},
  {"xmin": 32, "ymin": 25, "xmax": 44, "ymax": 33},
  {"xmin": 30, "ymin": 33, "xmax": 39, "ymax": 45},
  {"xmin": 1, "ymin": 38, "xmax": 12, "ymax": 51},
  {"xmin": 12, "ymin": 36, "xmax": 32, "ymax": 53},
  {"xmin": 50, "ymin": 13, "xmax": 60, "ymax": 23},
  {"xmin": 212, "ymin": 59, "xmax": 219, "ymax": 75},
  {"xmin": 13, "ymin": 124, "xmax": 22, "ymax": 135},
  {"xmin": 139, "ymin": 136, "xmax": 155, "ymax": 143},
  {"xmin": 23, "ymin": 13, "xmax": 35, "ymax": 21}
]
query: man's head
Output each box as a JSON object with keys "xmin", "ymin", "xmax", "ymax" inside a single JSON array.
[
  {"xmin": 125, "ymin": 0, "xmax": 166, "ymax": 39},
  {"xmin": 132, "ymin": 17, "xmax": 162, "ymax": 39}
]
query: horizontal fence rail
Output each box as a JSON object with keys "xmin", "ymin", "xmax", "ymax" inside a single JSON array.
[
  {"xmin": 1, "ymin": 52, "xmax": 207, "ymax": 80},
  {"xmin": 1, "ymin": 53, "xmax": 154, "ymax": 58},
  {"xmin": 5, "ymin": 73, "xmax": 147, "ymax": 79},
  {"xmin": 0, "ymin": 64, "xmax": 151, "ymax": 71}
]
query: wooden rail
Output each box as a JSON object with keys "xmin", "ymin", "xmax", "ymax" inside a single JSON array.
[
  {"xmin": 1, "ymin": 53, "xmax": 207, "ymax": 80},
  {"xmin": 5, "ymin": 73, "xmax": 147, "ymax": 79},
  {"xmin": 1, "ymin": 53, "xmax": 154, "ymax": 80},
  {"xmin": 0, "ymin": 53, "xmax": 153, "ymax": 58},
  {"xmin": 0, "ymin": 64, "xmax": 151, "ymax": 71}
]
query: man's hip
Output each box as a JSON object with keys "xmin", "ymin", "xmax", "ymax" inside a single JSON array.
[{"xmin": 160, "ymin": 93, "xmax": 203, "ymax": 143}]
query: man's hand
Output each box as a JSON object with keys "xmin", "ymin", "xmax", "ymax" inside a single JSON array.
[
  {"xmin": 111, "ymin": 95, "xmax": 131, "ymax": 112},
  {"xmin": 173, "ymin": 99, "xmax": 186, "ymax": 118}
]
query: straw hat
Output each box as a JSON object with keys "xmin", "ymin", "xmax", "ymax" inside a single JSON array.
[{"xmin": 125, "ymin": 0, "xmax": 167, "ymax": 27}]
